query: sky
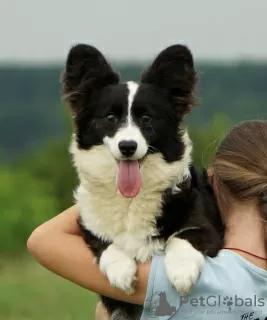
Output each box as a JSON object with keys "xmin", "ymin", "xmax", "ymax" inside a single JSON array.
[{"xmin": 1, "ymin": 0, "xmax": 267, "ymax": 63}]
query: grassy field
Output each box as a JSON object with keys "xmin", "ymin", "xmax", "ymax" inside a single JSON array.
[{"xmin": 0, "ymin": 256, "xmax": 98, "ymax": 320}]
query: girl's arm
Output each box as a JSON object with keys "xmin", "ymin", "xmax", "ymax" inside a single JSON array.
[{"xmin": 27, "ymin": 205, "xmax": 150, "ymax": 305}]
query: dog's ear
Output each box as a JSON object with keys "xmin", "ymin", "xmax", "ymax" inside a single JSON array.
[
  {"xmin": 141, "ymin": 44, "xmax": 197, "ymax": 118},
  {"xmin": 61, "ymin": 44, "xmax": 120, "ymax": 109}
]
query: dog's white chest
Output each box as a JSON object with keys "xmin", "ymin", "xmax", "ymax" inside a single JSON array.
[
  {"xmin": 77, "ymin": 184, "xmax": 165, "ymax": 262},
  {"xmin": 72, "ymin": 143, "xmax": 190, "ymax": 262}
]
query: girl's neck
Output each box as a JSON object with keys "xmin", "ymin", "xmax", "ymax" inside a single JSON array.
[{"xmin": 224, "ymin": 202, "xmax": 267, "ymax": 270}]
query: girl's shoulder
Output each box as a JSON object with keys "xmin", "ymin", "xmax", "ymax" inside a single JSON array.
[{"xmin": 141, "ymin": 250, "xmax": 267, "ymax": 320}]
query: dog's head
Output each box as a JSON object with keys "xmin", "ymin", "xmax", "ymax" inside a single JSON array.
[{"xmin": 61, "ymin": 44, "xmax": 197, "ymax": 198}]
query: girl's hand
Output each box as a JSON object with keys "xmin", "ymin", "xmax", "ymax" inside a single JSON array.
[{"xmin": 95, "ymin": 302, "xmax": 110, "ymax": 320}]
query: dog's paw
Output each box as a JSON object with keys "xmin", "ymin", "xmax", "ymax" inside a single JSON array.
[
  {"xmin": 165, "ymin": 238, "xmax": 205, "ymax": 295},
  {"xmin": 99, "ymin": 244, "xmax": 137, "ymax": 295}
]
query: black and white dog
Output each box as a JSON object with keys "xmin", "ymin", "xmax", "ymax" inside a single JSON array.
[{"xmin": 61, "ymin": 44, "xmax": 223, "ymax": 319}]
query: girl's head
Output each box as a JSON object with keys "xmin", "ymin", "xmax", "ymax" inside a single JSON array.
[{"xmin": 211, "ymin": 120, "xmax": 267, "ymax": 230}]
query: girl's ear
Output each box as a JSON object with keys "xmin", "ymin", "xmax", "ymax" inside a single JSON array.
[{"xmin": 207, "ymin": 168, "xmax": 214, "ymax": 188}]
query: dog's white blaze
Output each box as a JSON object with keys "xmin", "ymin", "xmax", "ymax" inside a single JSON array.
[
  {"xmin": 103, "ymin": 81, "xmax": 148, "ymax": 160},
  {"xmin": 126, "ymin": 81, "xmax": 139, "ymax": 127},
  {"xmin": 70, "ymin": 129, "xmax": 192, "ymax": 263}
]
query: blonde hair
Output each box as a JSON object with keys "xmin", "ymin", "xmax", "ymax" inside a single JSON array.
[{"xmin": 213, "ymin": 120, "xmax": 267, "ymax": 244}]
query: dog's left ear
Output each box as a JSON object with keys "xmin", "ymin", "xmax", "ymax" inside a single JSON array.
[
  {"xmin": 61, "ymin": 44, "xmax": 120, "ymax": 110},
  {"xmin": 141, "ymin": 44, "xmax": 197, "ymax": 118}
]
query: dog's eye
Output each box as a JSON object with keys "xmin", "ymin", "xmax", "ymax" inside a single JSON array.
[
  {"xmin": 106, "ymin": 114, "xmax": 117, "ymax": 124},
  {"xmin": 141, "ymin": 115, "xmax": 152, "ymax": 124}
]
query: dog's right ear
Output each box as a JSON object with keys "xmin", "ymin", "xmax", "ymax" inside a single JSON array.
[
  {"xmin": 61, "ymin": 44, "xmax": 120, "ymax": 109},
  {"xmin": 141, "ymin": 44, "xmax": 197, "ymax": 119}
]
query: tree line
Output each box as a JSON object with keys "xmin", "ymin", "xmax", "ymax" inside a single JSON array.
[{"xmin": 1, "ymin": 62, "xmax": 267, "ymax": 160}]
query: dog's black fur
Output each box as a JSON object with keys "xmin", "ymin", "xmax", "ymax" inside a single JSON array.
[{"xmin": 61, "ymin": 43, "xmax": 224, "ymax": 320}]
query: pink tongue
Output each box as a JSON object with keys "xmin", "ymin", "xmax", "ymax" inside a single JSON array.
[{"xmin": 118, "ymin": 160, "xmax": 142, "ymax": 198}]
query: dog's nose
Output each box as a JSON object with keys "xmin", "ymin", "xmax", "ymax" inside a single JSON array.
[{"xmin": 119, "ymin": 140, "xmax": 137, "ymax": 157}]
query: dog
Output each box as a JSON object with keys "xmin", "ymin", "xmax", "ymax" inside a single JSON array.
[{"xmin": 61, "ymin": 43, "xmax": 224, "ymax": 319}]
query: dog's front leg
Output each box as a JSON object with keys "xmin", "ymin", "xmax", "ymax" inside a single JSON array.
[
  {"xmin": 99, "ymin": 244, "xmax": 137, "ymax": 295},
  {"xmin": 164, "ymin": 237, "xmax": 205, "ymax": 296}
]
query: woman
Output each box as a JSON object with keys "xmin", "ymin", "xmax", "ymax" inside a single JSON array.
[{"xmin": 27, "ymin": 120, "xmax": 267, "ymax": 319}]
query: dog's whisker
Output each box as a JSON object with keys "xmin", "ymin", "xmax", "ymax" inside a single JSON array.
[
  {"xmin": 148, "ymin": 145, "xmax": 158, "ymax": 153},
  {"xmin": 149, "ymin": 125, "xmax": 155, "ymax": 133}
]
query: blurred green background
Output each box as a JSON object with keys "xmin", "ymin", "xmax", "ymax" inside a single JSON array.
[{"xmin": 1, "ymin": 61, "xmax": 266, "ymax": 319}]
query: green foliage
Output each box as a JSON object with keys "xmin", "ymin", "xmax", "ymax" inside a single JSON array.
[
  {"xmin": 190, "ymin": 113, "xmax": 231, "ymax": 168},
  {"xmin": 0, "ymin": 111, "xmax": 76, "ymax": 252},
  {"xmin": 0, "ymin": 166, "xmax": 58, "ymax": 253},
  {"xmin": 18, "ymin": 136, "xmax": 78, "ymax": 212}
]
